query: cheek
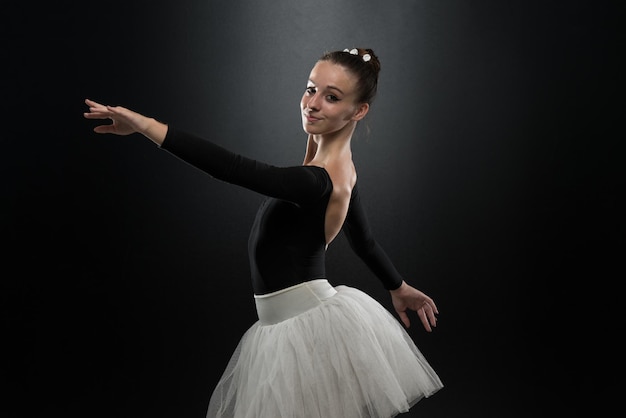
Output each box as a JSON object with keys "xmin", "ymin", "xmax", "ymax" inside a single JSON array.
[
  {"xmin": 334, "ymin": 108, "xmax": 356, "ymax": 122},
  {"xmin": 342, "ymin": 106, "xmax": 360, "ymax": 120}
]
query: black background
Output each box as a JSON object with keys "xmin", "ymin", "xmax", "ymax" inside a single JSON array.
[{"xmin": 3, "ymin": 1, "xmax": 622, "ymax": 417}]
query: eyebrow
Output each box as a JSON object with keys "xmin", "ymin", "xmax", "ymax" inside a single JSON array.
[{"xmin": 308, "ymin": 79, "xmax": 345, "ymax": 95}]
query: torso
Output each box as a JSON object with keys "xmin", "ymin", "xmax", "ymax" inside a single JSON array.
[{"xmin": 247, "ymin": 166, "xmax": 332, "ymax": 294}]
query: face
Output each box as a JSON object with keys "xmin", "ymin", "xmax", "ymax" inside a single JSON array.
[{"xmin": 300, "ymin": 60, "xmax": 368, "ymax": 136}]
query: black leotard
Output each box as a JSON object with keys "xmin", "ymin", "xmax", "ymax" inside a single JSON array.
[{"xmin": 161, "ymin": 127, "xmax": 404, "ymax": 295}]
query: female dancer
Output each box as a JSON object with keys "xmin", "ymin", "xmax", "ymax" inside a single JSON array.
[{"xmin": 84, "ymin": 47, "xmax": 443, "ymax": 418}]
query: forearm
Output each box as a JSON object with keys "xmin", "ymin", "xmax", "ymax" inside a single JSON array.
[
  {"xmin": 343, "ymin": 186, "xmax": 404, "ymax": 290},
  {"xmin": 352, "ymin": 240, "xmax": 404, "ymax": 290}
]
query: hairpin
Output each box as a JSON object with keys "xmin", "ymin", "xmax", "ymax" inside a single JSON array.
[{"xmin": 343, "ymin": 48, "xmax": 371, "ymax": 62}]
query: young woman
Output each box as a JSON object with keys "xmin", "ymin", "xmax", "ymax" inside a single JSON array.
[{"xmin": 84, "ymin": 47, "xmax": 443, "ymax": 418}]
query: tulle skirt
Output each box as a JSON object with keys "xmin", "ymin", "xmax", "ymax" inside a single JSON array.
[{"xmin": 206, "ymin": 279, "xmax": 443, "ymax": 418}]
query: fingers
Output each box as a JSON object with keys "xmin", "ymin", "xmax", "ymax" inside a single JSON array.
[
  {"xmin": 85, "ymin": 98, "xmax": 106, "ymax": 112},
  {"xmin": 429, "ymin": 299, "xmax": 439, "ymax": 315},
  {"xmin": 84, "ymin": 99, "xmax": 114, "ymax": 118},
  {"xmin": 93, "ymin": 124, "xmax": 116, "ymax": 134},
  {"xmin": 416, "ymin": 300, "xmax": 439, "ymax": 332},
  {"xmin": 84, "ymin": 111, "xmax": 111, "ymax": 120},
  {"xmin": 425, "ymin": 300, "xmax": 438, "ymax": 324},
  {"xmin": 84, "ymin": 98, "xmax": 114, "ymax": 134},
  {"xmin": 397, "ymin": 310, "xmax": 411, "ymax": 329},
  {"xmin": 418, "ymin": 307, "xmax": 433, "ymax": 332},
  {"xmin": 84, "ymin": 111, "xmax": 115, "ymax": 124}
]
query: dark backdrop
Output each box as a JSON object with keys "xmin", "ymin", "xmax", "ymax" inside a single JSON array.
[{"xmin": 4, "ymin": 1, "xmax": 622, "ymax": 417}]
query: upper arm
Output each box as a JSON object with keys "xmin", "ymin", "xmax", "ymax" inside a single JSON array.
[{"xmin": 161, "ymin": 127, "xmax": 331, "ymax": 204}]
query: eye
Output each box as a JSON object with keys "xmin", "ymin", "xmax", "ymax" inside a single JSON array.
[
  {"xmin": 326, "ymin": 95, "xmax": 340, "ymax": 103},
  {"xmin": 305, "ymin": 87, "xmax": 316, "ymax": 95}
]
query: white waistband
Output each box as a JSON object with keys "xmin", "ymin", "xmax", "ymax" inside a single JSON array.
[{"xmin": 254, "ymin": 279, "xmax": 337, "ymax": 325}]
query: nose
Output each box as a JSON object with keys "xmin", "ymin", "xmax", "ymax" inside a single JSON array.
[{"xmin": 306, "ymin": 93, "xmax": 320, "ymax": 111}]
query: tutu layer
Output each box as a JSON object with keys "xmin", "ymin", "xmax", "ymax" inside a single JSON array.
[{"xmin": 207, "ymin": 280, "xmax": 443, "ymax": 418}]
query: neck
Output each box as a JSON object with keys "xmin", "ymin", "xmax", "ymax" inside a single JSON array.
[{"xmin": 311, "ymin": 121, "xmax": 356, "ymax": 162}]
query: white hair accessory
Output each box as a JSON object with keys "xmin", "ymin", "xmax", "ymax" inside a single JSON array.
[{"xmin": 343, "ymin": 48, "xmax": 371, "ymax": 62}]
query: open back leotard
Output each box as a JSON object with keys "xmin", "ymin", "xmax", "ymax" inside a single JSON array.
[{"xmin": 161, "ymin": 127, "xmax": 404, "ymax": 295}]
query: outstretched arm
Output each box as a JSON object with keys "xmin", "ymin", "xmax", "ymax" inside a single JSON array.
[
  {"xmin": 83, "ymin": 99, "xmax": 330, "ymax": 205},
  {"xmin": 83, "ymin": 99, "xmax": 168, "ymax": 145}
]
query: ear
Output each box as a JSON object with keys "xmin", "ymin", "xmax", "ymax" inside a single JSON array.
[{"xmin": 352, "ymin": 103, "xmax": 369, "ymax": 121}]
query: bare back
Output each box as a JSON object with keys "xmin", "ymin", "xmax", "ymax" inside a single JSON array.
[
  {"xmin": 324, "ymin": 160, "xmax": 356, "ymax": 246},
  {"xmin": 303, "ymin": 135, "xmax": 356, "ymax": 247},
  {"xmin": 305, "ymin": 156, "xmax": 355, "ymax": 247}
]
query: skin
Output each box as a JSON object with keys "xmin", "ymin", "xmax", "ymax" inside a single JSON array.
[{"xmin": 83, "ymin": 60, "xmax": 439, "ymax": 331}]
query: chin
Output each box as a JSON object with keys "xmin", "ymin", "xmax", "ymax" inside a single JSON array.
[
  {"xmin": 302, "ymin": 124, "xmax": 318, "ymax": 135},
  {"xmin": 304, "ymin": 128, "xmax": 324, "ymax": 136}
]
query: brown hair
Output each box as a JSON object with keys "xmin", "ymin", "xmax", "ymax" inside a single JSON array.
[{"xmin": 319, "ymin": 48, "xmax": 381, "ymax": 105}]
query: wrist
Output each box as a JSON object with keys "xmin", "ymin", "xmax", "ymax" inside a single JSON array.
[
  {"xmin": 389, "ymin": 280, "xmax": 407, "ymax": 294},
  {"xmin": 143, "ymin": 118, "xmax": 168, "ymax": 146}
]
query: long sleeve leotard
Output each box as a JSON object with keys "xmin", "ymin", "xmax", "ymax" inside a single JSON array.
[{"xmin": 161, "ymin": 127, "xmax": 404, "ymax": 295}]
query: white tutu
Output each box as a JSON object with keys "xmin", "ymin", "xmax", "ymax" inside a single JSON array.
[{"xmin": 207, "ymin": 279, "xmax": 443, "ymax": 418}]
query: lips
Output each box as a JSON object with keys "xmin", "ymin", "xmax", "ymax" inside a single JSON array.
[{"xmin": 304, "ymin": 112, "xmax": 320, "ymax": 122}]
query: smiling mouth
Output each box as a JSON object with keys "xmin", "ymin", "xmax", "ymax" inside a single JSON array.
[{"xmin": 304, "ymin": 113, "xmax": 320, "ymax": 122}]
